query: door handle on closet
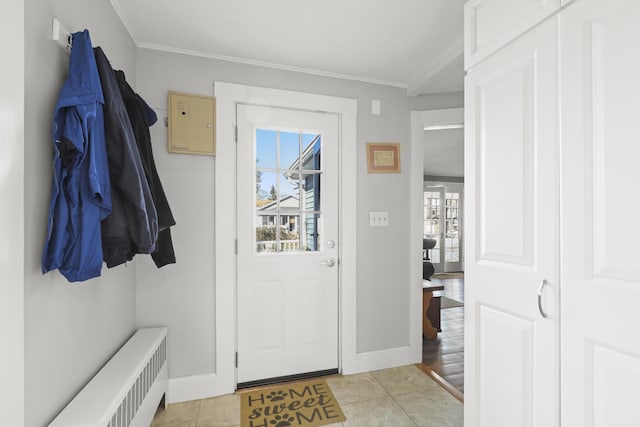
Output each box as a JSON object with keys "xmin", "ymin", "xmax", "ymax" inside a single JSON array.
[{"xmin": 537, "ymin": 279, "xmax": 549, "ymax": 319}]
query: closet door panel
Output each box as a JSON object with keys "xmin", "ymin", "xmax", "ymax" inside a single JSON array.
[
  {"xmin": 590, "ymin": 344, "xmax": 640, "ymax": 426},
  {"xmin": 477, "ymin": 59, "xmax": 534, "ymax": 266},
  {"xmin": 477, "ymin": 306, "xmax": 534, "ymax": 427},
  {"xmin": 464, "ymin": 17, "xmax": 559, "ymax": 427},
  {"xmin": 465, "ymin": 0, "xmax": 561, "ymax": 69},
  {"xmin": 561, "ymin": 1, "xmax": 640, "ymax": 425}
]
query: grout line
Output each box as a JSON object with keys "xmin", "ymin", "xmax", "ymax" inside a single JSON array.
[
  {"xmin": 368, "ymin": 370, "xmax": 393, "ymax": 396},
  {"xmin": 327, "ymin": 372, "xmax": 389, "ymax": 406},
  {"xmin": 388, "ymin": 394, "xmax": 420, "ymax": 427},
  {"xmin": 385, "ymin": 366, "xmax": 446, "ymax": 427},
  {"xmin": 368, "ymin": 369, "xmax": 419, "ymax": 425},
  {"xmin": 192, "ymin": 399, "xmax": 202, "ymax": 425}
]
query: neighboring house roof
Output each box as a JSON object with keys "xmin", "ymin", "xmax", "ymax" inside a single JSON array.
[
  {"xmin": 257, "ymin": 194, "xmax": 300, "ymax": 213},
  {"xmin": 283, "ymin": 134, "xmax": 321, "ymax": 180}
]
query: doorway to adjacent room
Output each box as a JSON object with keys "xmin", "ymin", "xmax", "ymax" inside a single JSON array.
[{"xmin": 412, "ymin": 108, "xmax": 465, "ymax": 401}]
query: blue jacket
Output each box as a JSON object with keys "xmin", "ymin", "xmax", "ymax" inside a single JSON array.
[{"xmin": 42, "ymin": 30, "xmax": 112, "ymax": 282}]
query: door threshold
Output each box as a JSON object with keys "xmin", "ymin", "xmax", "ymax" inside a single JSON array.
[{"xmin": 237, "ymin": 368, "xmax": 339, "ymax": 390}]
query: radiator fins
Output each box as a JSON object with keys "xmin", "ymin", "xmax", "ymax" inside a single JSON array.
[{"xmin": 107, "ymin": 337, "xmax": 167, "ymax": 427}]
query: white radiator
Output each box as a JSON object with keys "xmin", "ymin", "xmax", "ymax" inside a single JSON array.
[{"xmin": 49, "ymin": 327, "xmax": 168, "ymax": 427}]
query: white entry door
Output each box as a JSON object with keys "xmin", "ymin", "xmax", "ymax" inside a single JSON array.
[
  {"xmin": 464, "ymin": 17, "xmax": 559, "ymax": 427},
  {"xmin": 561, "ymin": 1, "xmax": 640, "ymax": 425},
  {"xmin": 236, "ymin": 104, "xmax": 339, "ymax": 385}
]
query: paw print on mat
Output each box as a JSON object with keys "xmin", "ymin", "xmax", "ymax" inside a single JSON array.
[
  {"xmin": 267, "ymin": 390, "xmax": 287, "ymax": 402},
  {"xmin": 270, "ymin": 414, "xmax": 295, "ymax": 427}
]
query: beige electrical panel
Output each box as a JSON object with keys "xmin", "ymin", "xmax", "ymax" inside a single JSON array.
[{"xmin": 168, "ymin": 91, "xmax": 215, "ymax": 156}]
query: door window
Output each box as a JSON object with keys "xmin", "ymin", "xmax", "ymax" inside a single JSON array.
[{"xmin": 255, "ymin": 128, "xmax": 323, "ymax": 253}]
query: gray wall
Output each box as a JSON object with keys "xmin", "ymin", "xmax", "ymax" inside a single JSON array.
[
  {"xmin": 413, "ymin": 91, "xmax": 464, "ymax": 111},
  {"xmin": 24, "ymin": 1, "xmax": 138, "ymax": 425},
  {"xmin": 134, "ymin": 48, "xmax": 416, "ymax": 377}
]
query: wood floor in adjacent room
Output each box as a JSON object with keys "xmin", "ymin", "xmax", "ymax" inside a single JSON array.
[{"xmin": 422, "ymin": 273, "xmax": 465, "ymax": 399}]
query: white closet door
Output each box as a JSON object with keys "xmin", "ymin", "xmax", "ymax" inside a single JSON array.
[
  {"xmin": 464, "ymin": 17, "xmax": 559, "ymax": 427},
  {"xmin": 561, "ymin": 1, "xmax": 640, "ymax": 425}
]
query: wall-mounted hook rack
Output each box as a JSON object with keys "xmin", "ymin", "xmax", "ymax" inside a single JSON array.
[{"xmin": 52, "ymin": 18, "xmax": 72, "ymax": 53}]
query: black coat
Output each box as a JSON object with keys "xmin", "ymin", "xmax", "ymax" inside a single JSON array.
[
  {"xmin": 94, "ymin": 47, "xmax": 158, "ymax": 267},
  {"xmin": 115, "ymin": 70, "xmax": 176, "ymax": 267}
]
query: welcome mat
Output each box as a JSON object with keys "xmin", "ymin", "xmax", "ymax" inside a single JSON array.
[{"xmin": 240, "ymin": 379, "xmax": 346, "ymax": 427}]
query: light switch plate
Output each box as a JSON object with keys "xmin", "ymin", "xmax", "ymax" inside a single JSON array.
[{"xmin": 369, "ymin": 211, "xmax": 389, "ymax": 227}]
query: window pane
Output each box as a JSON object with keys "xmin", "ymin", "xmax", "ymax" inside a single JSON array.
[
  {"xmin": 256, "ymin": 129, "xmax": 277, "ymax": 169},
  {"xmin": 280, "ymin": 131, "xmax": 300, "ymax": 169},
  {"xmin": 423, "ymin": 191, "xmax": 441, "ymax": 238},
  {"xmin": 445, "ymin": 193, "xmax": 460, "ymax": 262},
  {"xmin": 424, "ymin": 219, "xmax": 440, "ymax": 236},
  {"xmin": 256, "ymin": 171, "xmax": 277, "ymax": 207},
  {"xmin": 431, "ymin": 239, "xmax": 441, "ymax": 264},
  {"xmin": 256, "ymin": 215, "xmax": 301, "ymax": 253},
  {"xmin": 301, "ymin": 172, "xmax": 321, "ymax": 212},
  {"xmin": 445, "ymin": 237, "xmax": 460, "ymax": 262},
  {"xmin": 279, "ymin": 173, "xmax": 301, "ymax": 210},
  {"xmin": 300, "ymin": 213, "xmax": 321, "ymax": 252},
  {"xmin": 302, "ymin": 134, "xmax": 322, "ymax": 171},
  {"xmin": 256, "ymin": 215, "xmax": 277, "ymax": 253},
  {"xmin": 302, "ymin": 133, "xmax": 318, "ymax": 149},
  {"xmin": 279, "ymin": 214, "xmax": 300, "ymax": 252}
]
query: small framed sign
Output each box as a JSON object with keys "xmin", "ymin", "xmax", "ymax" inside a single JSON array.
[{"xmin": 367, "ymin": 142, "xmax": 401, "ymax": 173}]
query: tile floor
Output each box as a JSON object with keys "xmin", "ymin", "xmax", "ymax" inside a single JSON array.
[{"xmin": 151, "ymin": 365, "xmax": 463, "ymax": 427}]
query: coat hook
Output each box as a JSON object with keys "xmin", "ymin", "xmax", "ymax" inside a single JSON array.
[{"xmin": 52, "ymin": 18, "xmax": 72, "ymax": 52}]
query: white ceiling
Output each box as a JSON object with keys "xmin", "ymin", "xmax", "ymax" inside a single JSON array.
[{"xmin": 109, "ymin": 0, "xmax": 465, "ymax": 95}]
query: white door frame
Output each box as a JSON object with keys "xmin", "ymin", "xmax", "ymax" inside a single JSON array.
[{"xmin": 214, "ymin": 83, "xmax": 357, "ymax": 394}]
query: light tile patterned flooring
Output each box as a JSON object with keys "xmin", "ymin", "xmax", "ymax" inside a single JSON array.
[{"xmin": 152, "ymin": 365, "xmax": 463, "ymax": 427}]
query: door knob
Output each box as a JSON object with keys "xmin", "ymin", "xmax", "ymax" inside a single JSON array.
[{"xmin": 321, "ymin": 258, "xmax": 336, "ymax": 267}]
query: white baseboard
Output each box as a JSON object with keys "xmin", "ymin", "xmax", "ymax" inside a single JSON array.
[
  {"xmin": 168, "ymin": 344, "xmax": 419, "ymax": 404},
  {"xmin": 343, "ymin": 344, "xmax": 421, "ymax": 376},
  {"xmin": 167, "ymin": 373, "xmax": 234, "ymax": 404}
]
